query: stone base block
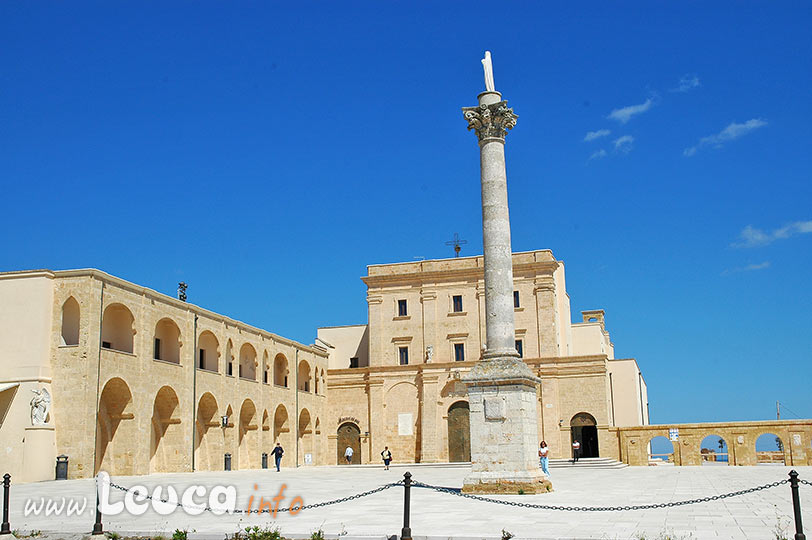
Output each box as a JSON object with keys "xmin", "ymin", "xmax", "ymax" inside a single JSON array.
[{"xmin": 463, "ymin": 472, "xmax": 553, "ymax": 494}]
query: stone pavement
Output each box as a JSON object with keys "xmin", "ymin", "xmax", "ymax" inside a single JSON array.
[{"xmin": 5, "ymin": 463, "xmax": 811, "ymax": 539}]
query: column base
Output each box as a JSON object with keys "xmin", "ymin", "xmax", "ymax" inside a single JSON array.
[{"xmin": 463, "ymin": 469, "xmax": 553, "ymax": 494}]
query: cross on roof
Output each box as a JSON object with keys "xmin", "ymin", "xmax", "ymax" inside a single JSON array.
[{"xmin": 445, "ymin": 233, "xmax": 468, "ymax": 258}]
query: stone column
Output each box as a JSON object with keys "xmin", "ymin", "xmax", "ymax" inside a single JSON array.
[{"xmin": 461, "ymin": 91, "xmax": 550, "ymax": 494}]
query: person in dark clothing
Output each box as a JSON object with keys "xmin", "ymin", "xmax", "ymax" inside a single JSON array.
[{"xmin": 272, "ymin": 442, "xmax": 284, "ymax": 472}]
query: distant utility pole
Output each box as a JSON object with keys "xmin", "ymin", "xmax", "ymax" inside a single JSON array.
[{"xmin": 445, "ymin": 233, "xmax": 467, "ymax": 258}]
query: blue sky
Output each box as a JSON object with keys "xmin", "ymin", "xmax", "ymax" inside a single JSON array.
[{"xmin": 2, "ymin": 3, "xmax": 810, "ymax": 425}]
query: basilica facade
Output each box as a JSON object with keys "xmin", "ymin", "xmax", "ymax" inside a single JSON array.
[{"xmin": 318, "ymin": 249, "xmax": 648, "ymax": 465}]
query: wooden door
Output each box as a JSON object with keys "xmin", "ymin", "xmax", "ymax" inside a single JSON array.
[
  {"xmin": 447, "ymin": 402, "xmax": 471, "ymax": 462},
  {"xmin": 337, "ymin": 422, "xmax": 361, "ymax": 464}
]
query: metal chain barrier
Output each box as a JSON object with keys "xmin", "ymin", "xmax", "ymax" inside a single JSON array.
[
  {"xmin": 106, "ymin": 480, "xmax": 402, "ymax": 514},
  {"xmin": 800, "ymin": 479, "xmax": 812, "ymax": 487},
  {"xmin": 411, "ymin": 479, "xmax": 790, "ymax": 512}
]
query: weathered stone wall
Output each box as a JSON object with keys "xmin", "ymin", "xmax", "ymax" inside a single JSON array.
[{"xmin": 3, "ymin": 269, "xmax": 332, "ymax": 481}]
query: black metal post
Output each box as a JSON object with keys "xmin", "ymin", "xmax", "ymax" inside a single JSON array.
[
  {"xmin": 789, "ymin": 470, "xmax": 806, "ymax": 540},
  {"xmin": 400, "ymin": 471, "xmax": 412, "ymax": 540},
  {"xmin": 1, "ymin": 474, "xmax": 11, "ymax": 535},
  {"xmin": 92, "ymin": 490, "xmax": 103, "ymax": 535}
]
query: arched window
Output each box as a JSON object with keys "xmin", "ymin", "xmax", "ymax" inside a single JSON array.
[
  {"xmin": 262, "ymin": 351, "xmax": 270, "ymax": 384},
  {"xmin": 60, "ymin": 297, "xmax": 80, "ymax": 346},
  {"xmin": 153, "ymin": 318, "xmax": 181, "ymax": 364},
  {"xmin": 298, "ymin": 360, "xmax": 311, "ymax": 392},
  {"xmin": 198, "ymin": 331, "xmax": 220, "ymax": 372},
  {"xmin": 274, "ymin": 354, "xmax": 289, "ymax": 387},
  {"xmin": 101, "ymin": 303, "xmax": 135, "ymax": 353},
  {"xmin": 225, "ymin": 340, "xmax": 234, "ymax": 376},
  {"xmin": 239, "ymin": 343, "xmax": 257, "ymax": 380}
]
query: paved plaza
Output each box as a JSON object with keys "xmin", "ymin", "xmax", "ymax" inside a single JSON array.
[{"xmin": 5, "ymin": 464, "xmax": 811, "ymax": 540}]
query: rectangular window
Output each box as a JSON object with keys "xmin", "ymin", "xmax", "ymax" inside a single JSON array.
[
  {"xmin": 454, "ymin": 343, "xmax": 465, "ymax": 362},
  {"xmin": 452, "ymin": 295, "xmax": 463, "ymax": 313},
  {"xmin": 227, "ymin": 362, "xmax": 233, "ymax": 376},
  {"xmin": 239, "ymin": 364, "xmax": 243, "ymax": 378},
  {"xmin": 398, "ymin": 346, "xmax": 409, "ymax": 365},
  {"xmin": 398, "ymin": 299, "xmax": 408, "ymax": 317},
  {"xmin": 515, "ymin": 339, "xmax": 523, "ymax": 358},
  {"xmin": 102, "ymin": 341, "xmax": 111, "ymax": 349},
  {"xmin": 514, "ymin": 290, "xmax": 520, "ymax": 308},
  {"xmin": 263, "ymin": 370, "xmax": 268, "ymax": 384},
  {"xmin": 154, "ymin": 338, "xmax": 161, "ymax": 360},
  {"xmin": 199, "ymin": 349, "xmax": 205, "ymax": 369},
  {"xmin": 350, "ymin": 357, "xmax": 359, "ymax": 368}
]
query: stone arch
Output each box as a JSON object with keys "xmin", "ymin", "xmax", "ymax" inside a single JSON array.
[
  {"xmin": 647, "ymin": 435, "xmax": 674, "ymax": 463},
  {"xmin": 198, "ymin": 331, "xmax": 220, "ymax": 372},
  {"xmin": 273, "ymin": 404, "xmax": 291, "ymax": 450},
  {"xmin": 700, "ymin": 434, "xmax": 728, "ymax": 465},
  {"xmin": 298, "ymin": 360, "xmax": 311, "ymax": 392},
  {"xmin": 298, "ymin": 408, "xmax": 313, "ymax": 465},
  {"xmin": 239, "ymin": 343, "xmax": 257, "ymax": 380},
  {"xmin": 154, "ymin": 318, "xmax": 181, "ymax": 364},
  {"xmin": 755, "ymin": 432, "xmax": 785, "ymax": 465},
  {"xmin": 195, "ymin": 392, "xmax": 221, "ymax": 470},
  {"xmin": 274, "ymin": 354, "xmax": 289, "ymax": 387},
  {"xmin": 150, "ymin": 386, "xmax": 183, "ymax": 473},
  {"xmin": 101, "ymin": 303, "xmax": 134, "ymax": 353},
  {"xmin": 447, "ymin": 401, "xmax": 470, "ymax": 462},
  {"xmin": 95, "ymin": 377, "xmax": 135, "ymax": 474},
  {"xmin": 337, "ymin": 422, "xmax": 361, "ymax": 465},
  {"xmin": 60, "ymin": 296, "xmax": 80, "ymax": 346},
  {"xmin": 570, "ymin": 412, "xmax": 599, "ymax": 458},
  {"xmin": 238, "ymin": 399, "xmax": 258, "ymax": 469},
  {"xmin": 225, "ymin": 339, "xmax": 234, "ymax": 376}
]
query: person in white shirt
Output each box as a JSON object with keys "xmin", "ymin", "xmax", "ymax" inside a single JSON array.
[
  {"xmin": 344, "ymin": 445, "xmax": 354, "ymax": 464},
  {"xmin": 538, "ymin": 441, "xmax": 550, "ymax": 476},
  {"xmin": 572, "ymin": 439, "xmax": 581, "ymax": 463}
]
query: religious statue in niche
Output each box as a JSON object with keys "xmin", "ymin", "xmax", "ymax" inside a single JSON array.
[
  {"xmin": 425, "ymin": 345, "xmax": 433, "ymax": 363},
  {"xmin": 30, "ymin": 387, "xmax": 51, "ymax": 425}
]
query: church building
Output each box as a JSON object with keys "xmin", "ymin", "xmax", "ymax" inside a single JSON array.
[{"xmin": 319, "ymin": 249, "xmax": 648, "ymax": 465}]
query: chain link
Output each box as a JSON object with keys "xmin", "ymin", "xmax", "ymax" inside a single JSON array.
[
  {"xmin": 105, "ymin": 480, "xmax": 402, "ymax": 514},
  {"xmin": 411, "ymin": 480, "xmax": 789, "ymax": 512},
  {"xmin": 96, "ymin": 474, "xmax": 802, "ymax": 515}
]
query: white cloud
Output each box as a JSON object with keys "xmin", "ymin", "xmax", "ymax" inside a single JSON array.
[
  {"xmin": 732, "ymin": 221, "xmax": 812, "ymax": 248},
  {"xmin": 607, "ymin": 98, "xmax": 653, "ymax": 124},
  {"xmin": 613, "ymin": 135, "xmax": 634, "ymax": 153},
  {"xmin": 721, "ymin": 261, "xmax": 771, "ymax": 276},
  {"xmin": 672, "ymin": 74, "xmax": 701, "ymax": 93},
  {"xmin": 584, "ymin": 129, "xmax": 611, "ymax": 142},
  {"xmin": 588, "ymin": 149, "xmax": 608, "ymax": 161},
  {"xmin": 684, "ymin": 118, "xmax": 767, "ymax": 156}
]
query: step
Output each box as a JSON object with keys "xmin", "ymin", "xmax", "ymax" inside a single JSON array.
[{"xmin": 548, "ymin": 457, "xmax": 628, "ymax": 469}]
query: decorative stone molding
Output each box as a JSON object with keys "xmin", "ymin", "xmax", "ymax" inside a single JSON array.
[{"xmin": 462, "ymin": 101, "xmax": 518, "ymax": 143}]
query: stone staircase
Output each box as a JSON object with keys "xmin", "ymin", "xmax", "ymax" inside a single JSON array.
[{"xmin": 548, "ymin": 457, "xmax": 628, "ymax": 469}]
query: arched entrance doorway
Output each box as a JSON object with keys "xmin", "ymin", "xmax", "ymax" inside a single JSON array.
[
  {"xmin": 571, "ymin": 412, "xmax": 599, "ymax": 458},
  {"xmin": 447, "ymin": 401, "xmax": 470, "ymax": 462},
  {"xmin": 337, "ymin": 422, "xmax": 361, "ymax": 465}
]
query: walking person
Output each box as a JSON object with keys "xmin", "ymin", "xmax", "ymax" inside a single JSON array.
[
  {"xmin": 538, "ymin": 441, "xmax": 550, "ymax": 476},
  {"xmin": 572, "ymin": 439, "xmax": 581, "ymax": 463},
  {"xmin": 272, "ymin": 442, "xmax": 284, "ymax": 472},
  {"xmin": 381, "ymin": 446, "xmax": 392, "ymax": 470},
  {"xmin": 344, "ymin": 445, "xmax": 354, "ymax": 464}
]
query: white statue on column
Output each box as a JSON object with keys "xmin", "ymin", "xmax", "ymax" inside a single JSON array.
[
  {"xmin": 425, "ymin": 345, "xmax": 433, "ymax": 363},
  {"xmin": 30, "ymin": 387, "xmax": 51, "ymax": 425},
  {"xmin": 482, "ymin": 51, "xmax": 495, "ymax": 92}
]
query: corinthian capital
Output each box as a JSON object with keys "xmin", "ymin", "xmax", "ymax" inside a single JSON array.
[{"xmin": 462, "ymin": 101, "xmax": 518, "ymax": 142}]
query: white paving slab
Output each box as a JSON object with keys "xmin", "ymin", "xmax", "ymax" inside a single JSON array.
[{"xmin": 4, "ymin": 464, "xmax": 810, "ymax": 539}]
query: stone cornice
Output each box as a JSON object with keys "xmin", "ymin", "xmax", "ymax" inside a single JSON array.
[{"xmin": 363, "ymin": 260, "xmax": 559, "ymax": 289}]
